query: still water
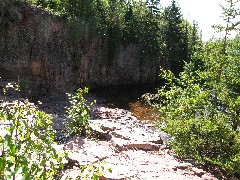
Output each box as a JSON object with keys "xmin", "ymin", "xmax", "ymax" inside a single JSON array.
[{"xmin": 90, "ymin": 84, "xmax": 161, "ymax": 121}]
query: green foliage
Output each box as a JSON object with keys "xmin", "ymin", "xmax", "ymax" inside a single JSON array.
[
  {"xmin": 161, "ymin": 0, "xmax": 201, "ymax": 74},
  {"xmin": 154, "ymin": 0, "xmax": 240, "ymax": 175},
  {"xmin": 0, "ymin": 84, "xmax": 105, "ymax": 179},
  {"xmin": 14, "ymin": 0, "xmax": 200, "ymax": 73},
  {"xmin": 0, "ymin": 85, "xmax": 65, "ymax": 179},
  {"xmin": 79, "ymin": 161, "xmax": 112, "ymax": 180},
  {"xmin": 156, "ymin": 61, "xmax": 240, "ymax": 173},
  {"xmin": 65, "ymin": 87, "xmax": 94, "ymax": 137}
]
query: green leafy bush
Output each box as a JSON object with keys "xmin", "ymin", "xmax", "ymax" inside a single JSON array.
[
  {"xmin": 154, "ymin": 1, "xmax": 240, "ymax": 175},
  {"xmin": 155, "ymin": 38, "xmax": 240, "ymax": 175},
  {"xmin": 65, "ymin": 87, "xmax": 94, "ymax": 136},
  {"xmin": 0, "ymin": 87, "xmax": 65, "ymax": 179},
  {"xmin": 79, "ymin": 161, "xmax": 112, "ymax": 180},
  {"xmin": 156, "ymin": 62, "xmax": 240, "ymax": 174}
]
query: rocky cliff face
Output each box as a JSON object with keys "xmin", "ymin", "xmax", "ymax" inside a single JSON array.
[{"xmin": 0, "ymin": 3, "xmax": 161, "ymax": 95}]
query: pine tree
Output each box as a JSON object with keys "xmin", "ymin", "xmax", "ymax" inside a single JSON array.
[
  {"xmin": 155, "ymin": 0, "xmax": 240, "ymax": 175},
  {"xmin": 163, "ymin": 0, "xmax": 186, "ymax": 74}
]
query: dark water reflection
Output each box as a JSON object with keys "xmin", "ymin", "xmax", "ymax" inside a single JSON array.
[{"xmin": 90, "ymin": 84, "xmax": 161, "ymax": 121}]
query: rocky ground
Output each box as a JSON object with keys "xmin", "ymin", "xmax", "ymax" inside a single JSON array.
[
  {"xmin": 0, "ymin": 91, "xmax": 231, "ymax": 180},
  {"xmin": 33, "ymin": 95, "xmax": 225, "ymax": 180}
]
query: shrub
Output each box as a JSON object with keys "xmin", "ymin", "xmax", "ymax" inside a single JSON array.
[
  {"xmin": 79, "ymin": 161, "xmax": 112, "ymax": 180},
  {"xmin": 65, "ymin": 87, "xmax": 94, "ymax": 137},
  {"xmin": 154, "ymin": 0, "xmax": 240, "ymax": 175},
  {"xmin": 0, "ymin": 84, "xmax": 65, "ymax": 179},
  {"xmin": 155, "ymin": 42, "xmax": 240, "ymax": 174}
]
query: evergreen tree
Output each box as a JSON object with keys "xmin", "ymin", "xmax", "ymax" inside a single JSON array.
[
  {"xmin": 163, "ymin": 0, "xmax": 187, "ymax": 74},
  {"xmin": 125, "ymin": 3, "xmax": 133, "ymax": 22},
  {"xmin": 155, "ymin": 0, "xmax": 240, "ymax": 175}
]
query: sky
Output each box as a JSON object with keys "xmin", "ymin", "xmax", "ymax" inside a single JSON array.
[{"xmin": 160, "ymin": 0, "xmax": 227, "ymax": 41}]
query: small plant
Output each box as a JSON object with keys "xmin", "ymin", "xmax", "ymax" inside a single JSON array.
[
  {"xmin": 65, "ymin": 87, "xmax": 95, "ymax": 137},
  {"xmin": 0, "ymin": 83, "xmax": 65, "ymax": 179},
  {"xmin": 79, "ymin": 161, "xmax": 112, "ymax": 180}
]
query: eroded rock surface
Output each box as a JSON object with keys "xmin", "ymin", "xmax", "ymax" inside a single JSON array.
[
  {"xmin": 55, "ymin": 106, "xmax": 218, "ymax": 180},
  {"xmin": 0, "ymin": 3, "xmax": 162, "ymax": 96},
  {"xmin": 0, "ymin": 92, "xmax": 220, "ymax": 179}
]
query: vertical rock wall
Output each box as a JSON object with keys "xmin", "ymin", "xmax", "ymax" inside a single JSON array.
[{"xmin": 0, "ymin": 3, "xmax": 162, "ymax": 95}]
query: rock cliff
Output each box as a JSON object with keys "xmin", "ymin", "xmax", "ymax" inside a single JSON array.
[{"xmin": 0, "ymin": 2, "xmax": 161, "ymax": 95}]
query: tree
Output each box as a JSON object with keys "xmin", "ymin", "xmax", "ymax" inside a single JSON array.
[
  {"xmin": 125, "ymin": 3, "xmax": 133, "ymax": 22},
  {"xmin": 154, "ymin": 0, "xmax": 240, "ymax": 175},
  {"xmin": 162, "ymin": 0, "xmax": 188, "ymax": 74}
]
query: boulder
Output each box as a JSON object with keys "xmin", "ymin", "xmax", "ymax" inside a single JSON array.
[
  {"xmin": 64, "ymin": 137, "xmax": 115, "ymax": 165},
  {"xmin": 88, "ymin": 119, "xmax": 163, "ymax": 152}
]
